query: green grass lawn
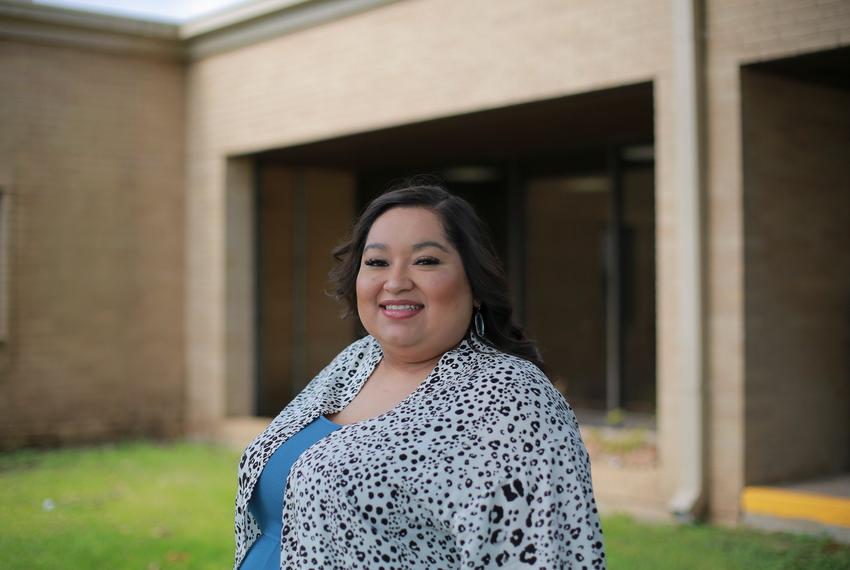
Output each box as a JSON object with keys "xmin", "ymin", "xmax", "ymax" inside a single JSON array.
[
  {"xmin": 1, "ymin": 442, "xmax": 848, "ymax": 569},
  {"xmin": 0, "ymin": 442, "xmax": 240, "ymax": 569}
]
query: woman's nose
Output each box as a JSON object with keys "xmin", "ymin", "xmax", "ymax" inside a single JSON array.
[{"xmin": 383, "ymin": 265, "xmax": 413, "ymax": 293}]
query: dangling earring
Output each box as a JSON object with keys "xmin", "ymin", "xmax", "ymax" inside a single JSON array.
[{"xmin": 474, "ymin": 306, "xmax": 486, "ymax": 338}]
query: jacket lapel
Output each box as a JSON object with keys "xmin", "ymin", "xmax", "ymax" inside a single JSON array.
[{"xmin": 235, "ymin": 336, "xmax": 382, "ymax": 545}]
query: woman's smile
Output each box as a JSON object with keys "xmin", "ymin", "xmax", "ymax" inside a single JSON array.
[{"xmin": 379, "ymin": 299, "xmax": 425, "ymax": 319}]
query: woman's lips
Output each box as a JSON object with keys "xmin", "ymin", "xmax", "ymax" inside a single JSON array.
[{"xmin": 379, "ymin": 302, "xmax": 424, "ymax": 319}]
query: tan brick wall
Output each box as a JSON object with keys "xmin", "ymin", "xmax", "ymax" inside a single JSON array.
[
  {"xmin": 225, "ymin": 157, "xmax": 255, "ymax": 417},
  {"xmin": 743, "ymin": 70, "xmax": 850, "ymax": 485},
  {"xmin": 0, "ymin": 39, "xmax": 185, "ymax": 448},
  {"xmin": 186, "ymin": 0, "xmax": 671, "ymax": 159}
]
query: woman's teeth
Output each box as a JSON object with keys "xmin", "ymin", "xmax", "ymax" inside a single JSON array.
[{"xmin": 384, "ymin": 304, "xmax": 422, "ymax": 310}]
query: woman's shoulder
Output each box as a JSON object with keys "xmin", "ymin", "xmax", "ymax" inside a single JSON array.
[
  {"xmin": 466, "ymin": 343, "xmax": 578, "ymax": 428},
  {"xmin": 473, "ymin": 344, "xmax": 550, "ymax": 390}
]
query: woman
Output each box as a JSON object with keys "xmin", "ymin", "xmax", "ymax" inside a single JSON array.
[{"xmin": 234, "ymin": 181, "xmax": 606, "ymax": 569}]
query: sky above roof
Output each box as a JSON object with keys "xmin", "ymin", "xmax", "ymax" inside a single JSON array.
[{"xmin": 34, "ymin": 0, "xmax": 254, "ymax": 23}]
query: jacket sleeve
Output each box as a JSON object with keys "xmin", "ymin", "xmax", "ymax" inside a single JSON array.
[{"xmin": 449, "ymin": 366, "xmax": 606, "ymax": 569}]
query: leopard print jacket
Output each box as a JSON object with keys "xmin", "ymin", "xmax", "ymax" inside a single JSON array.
[{"xmin": 234, "ymin": 334, "xmax": 606, "ymax": 569}]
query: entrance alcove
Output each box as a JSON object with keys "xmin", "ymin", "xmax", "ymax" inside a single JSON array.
[
  {"xmin": 741, "ymin": 46, "xmax": 850, "ymax": 538},
  {"xmin": 225, "ymin": 83, "xmax": 657, "ymax": 432}
]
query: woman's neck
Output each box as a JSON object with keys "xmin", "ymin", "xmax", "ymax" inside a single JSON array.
[{"xmin": 378, "ymin": 350, "xmax": 441, "ymax": 381}]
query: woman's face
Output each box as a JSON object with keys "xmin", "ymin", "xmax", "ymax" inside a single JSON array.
[{"xmin": 356, "ymin": 207, "xmax": 474, "ymax": 363}]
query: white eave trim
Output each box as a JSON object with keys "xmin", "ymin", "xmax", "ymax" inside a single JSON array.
[
  {"xmin": 181, "ymin": 0, "xmax": 403, "ymax": 61},
  {"xmin": 0, "ymin": 0, "xmax": 404, "ymax": 61},
  {"xmin": 0, "ymin": 0, "xmax": 181, "ymax": 60},
  {"xmin": 180, "ymin": 0, "xmax": 314, "ymax": 38}
]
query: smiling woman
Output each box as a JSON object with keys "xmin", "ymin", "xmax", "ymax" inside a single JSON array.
[
  {"xmin": 233, "ymin": 179, "xmax": 606, "ymax": 570},
  {"xmin": 330, "ymin": 180, "xmax": 544, "ymax": 370},
  {"xmin": 325, "ymin": 206, "xmax": 475, "ymax": 426},
  {"xmin": 357, "ymin": 208, "xmax": 473, "ymax": 360}
]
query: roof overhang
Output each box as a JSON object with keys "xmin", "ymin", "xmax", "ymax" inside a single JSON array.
[{"xmin": 0, "ymin": 0, "xmax": 403, "ymax": 61}]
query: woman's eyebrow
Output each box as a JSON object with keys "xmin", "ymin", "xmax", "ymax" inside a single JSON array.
[
  {"xmin": 413, "ymin": 240, "xmax": 450, "ymax": 253},
  {"xmin": 364, "ymin": 241, "xmax": 450, "ymax": 253}
]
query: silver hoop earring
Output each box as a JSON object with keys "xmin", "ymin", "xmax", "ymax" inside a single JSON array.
[{"xmin": 474, "ymin": 308, "xmax": 486, "ymax": 338}]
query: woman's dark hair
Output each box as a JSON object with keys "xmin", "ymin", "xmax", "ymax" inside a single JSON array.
[{"xmin": 329, "ymin": 177, "xmax": 544, "ymax": 371}]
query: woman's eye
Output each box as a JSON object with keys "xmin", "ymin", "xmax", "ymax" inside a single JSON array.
[
  {"xmin": 415, "ymin": 257, "xmax": 440, "ymax": 265},
  {"xmin": 364, "ymin": 259, "xmax": 388, "ymax": 267}
]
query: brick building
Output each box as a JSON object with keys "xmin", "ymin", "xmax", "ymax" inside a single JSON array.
[{"xmin": 1, "ymin": 0, "xmax": 848, "ymax": 535}]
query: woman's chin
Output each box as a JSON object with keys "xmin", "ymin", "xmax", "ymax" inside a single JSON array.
[{"xmin": 375, "ymin": 331, "xmax": 423, "ymax": 350}]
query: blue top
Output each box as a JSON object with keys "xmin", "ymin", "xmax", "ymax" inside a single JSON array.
[{"xmin": 240, "ymin": 414, "xmax": 342, "ymax": 570}]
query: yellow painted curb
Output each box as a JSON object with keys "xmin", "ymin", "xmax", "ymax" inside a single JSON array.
[{"xmin": 742, "ymin": 486, "xmax": 850, "ymax": 528}]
